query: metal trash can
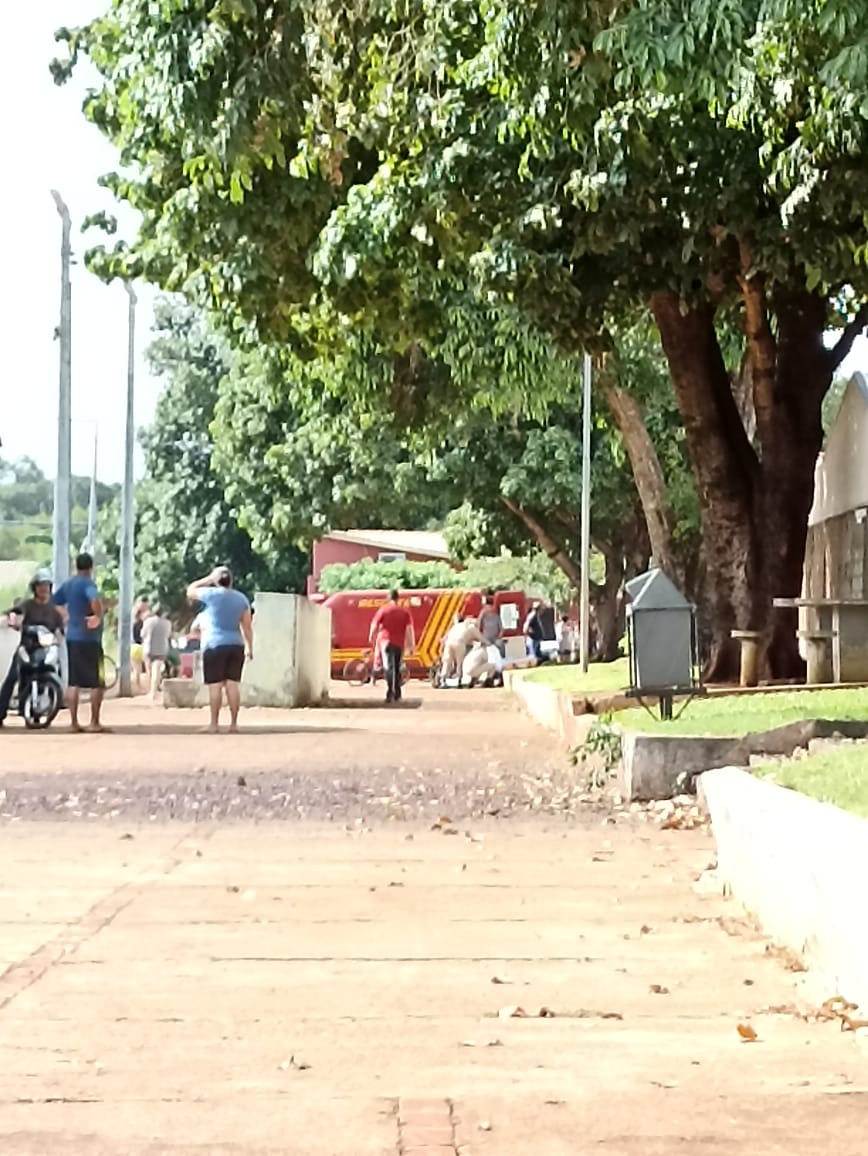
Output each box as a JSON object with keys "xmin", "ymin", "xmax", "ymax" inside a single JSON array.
[{"xmin": 625, "ymin": 569, "xmax": 702, "ymax": 719}]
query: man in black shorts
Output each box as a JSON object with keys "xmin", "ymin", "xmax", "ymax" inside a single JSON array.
[{"xmin": 53, "ymin": 554, "xmax": 107, "ymax": 733}]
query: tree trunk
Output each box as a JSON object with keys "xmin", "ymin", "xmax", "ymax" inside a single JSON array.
[
  {"xmin": 651, "ymin": 285, "xmax": 841, "ymax": 682},
  {"xmin": 651, "ymin": 293, "xmax": 759, "ymax": 681},
  {"xmin": 591, "ymin": 544, "xmax": 626, "ymax": 662},
  {"xmin": 605, "ymin": 384, "xmax": 682, "ymax": 586},
  {"xmin": 499, "ymin": 497, "xmax": 584, "ymax": 588}
]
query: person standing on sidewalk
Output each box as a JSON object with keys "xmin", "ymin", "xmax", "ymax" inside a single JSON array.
[
  {"xmin": 53, "ymin": 553, "xmax": 107, "ymax": 733},
  {"xmin": 186, "ymin": 566, "xmax": 253, "ymax": 733},
  {"xmin": 369, "ymin": 590, "xmax": 415, "ymax": 704},
  {"xmin": 141, "ymin": 603, "xmax": 172, "ymax": 701}
]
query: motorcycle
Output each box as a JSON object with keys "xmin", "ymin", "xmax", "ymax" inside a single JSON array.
[{"xmin": 14, "ymin": 626, "xmax": 64, "ymax": 729}]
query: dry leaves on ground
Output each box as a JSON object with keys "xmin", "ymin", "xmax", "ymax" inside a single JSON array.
[
  {"xmin": 737, "ymin": 1023, "xmax": 758, "ymax": 1042},
  {"xmin": 498, "ymin": 1005, "xmax": 555, "ymax": 1019}
]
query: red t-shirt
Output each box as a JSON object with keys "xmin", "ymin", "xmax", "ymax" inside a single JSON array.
[{"xmin": 372, "ymin": 602, "xmax": 412, "ymax": 647}]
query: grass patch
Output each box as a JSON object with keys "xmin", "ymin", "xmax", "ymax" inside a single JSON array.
[
  {"xmin": 522, "ymin": 656, "xmax": 630, "ymax": 694},
  {"xmin": 615, "ymin": 688, "xmax": 868, "ymax": 737},
  {"xmin": 756, "ymin": 745, "xmax": 868, "ymax": 818}
]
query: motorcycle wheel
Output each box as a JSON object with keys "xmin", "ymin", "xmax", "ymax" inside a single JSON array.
[{"xmin": 23, "ymin": 679, "xmax": 62, "ymax": 730}]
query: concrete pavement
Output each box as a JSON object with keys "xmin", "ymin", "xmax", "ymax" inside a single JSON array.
[{"xmin": 0, "ymin": 817, "xmax": 866, "ymax": 1155}]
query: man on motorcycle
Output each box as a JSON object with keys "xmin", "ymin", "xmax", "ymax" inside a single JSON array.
[{"xmin": 0, "ymin": 570, "xmax": 65, "ymax": 727}]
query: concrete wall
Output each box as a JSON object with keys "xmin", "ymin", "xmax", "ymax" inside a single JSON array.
[
  {"xmin": 166, "ymin": 594, "xmax": 331, "ymax": 709},
  {"xmin": 701, "ymin": 767, "xmax": 868, "ymax": 1009},
  {"xmin": 809, "ymin": 373, "xmax": 868, "ymax": 526}
]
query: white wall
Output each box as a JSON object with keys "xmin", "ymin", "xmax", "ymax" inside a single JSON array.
[
  {"xmin": 701, "ymin": 767, "xmax": 868, "ymax": 1009},
  {"xmin": 237, "ymin": 593, "xmax": 330, "ymax": 708},
  {"xmin": 809, "ymin": 373, "xmax": 868, "ymax": 525}
]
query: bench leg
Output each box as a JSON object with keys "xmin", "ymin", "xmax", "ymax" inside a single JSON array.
[{"xmin": 739, "ymin": 640, "xmax": 759, "ymax": 688}]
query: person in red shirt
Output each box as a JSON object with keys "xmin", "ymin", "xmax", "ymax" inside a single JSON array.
[{"xmin": 369, "ymin": 590, "xmax": 415, "ymax": 703}]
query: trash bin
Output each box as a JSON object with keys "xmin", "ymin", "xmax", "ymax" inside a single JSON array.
[{"xmin": 625, "ymin": 569, "xmax": 701, "ymax": 719}]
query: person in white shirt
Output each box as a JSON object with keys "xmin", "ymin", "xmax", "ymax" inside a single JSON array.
[
  {"xmin": 555, "ymin": 614, "xmax": 576, "ymax": 662},
  {"xmin": 462, "ymin": 641, "xmax": 498, "ymax": 686},
  {"xmin": 442, "ymin": 616, "xmax": 485, "ymax": 679}
]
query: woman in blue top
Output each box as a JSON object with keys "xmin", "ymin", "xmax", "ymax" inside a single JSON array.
[{"xmin": 186, "ymin": 566, "xmax": 253, "ymax": 733}]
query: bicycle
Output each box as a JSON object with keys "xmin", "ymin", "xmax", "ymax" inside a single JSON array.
[
  {"xmin": 343, "ymin": 649, "xmax": 409, "ymax": 687},
  {"xmin": 102, "ymin": 654, "xmax": 119, "ymax": 691}
]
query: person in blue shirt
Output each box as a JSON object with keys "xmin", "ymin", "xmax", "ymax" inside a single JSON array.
[
  {"xmin": 53, "ymin": 553, "xmax": 107, "ymax": 733},
  {"xmin": 186, "ymin": 565, "xmax": 253, "ymax": 733}
]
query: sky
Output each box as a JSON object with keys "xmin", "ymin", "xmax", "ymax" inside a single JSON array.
[
  {"xmin": 1, "ymin": 4, "xmax": 867, "ymax": 486},
  {"xmin": 0, "ymin": 1, "xmax": 160, "ymax": 484}
]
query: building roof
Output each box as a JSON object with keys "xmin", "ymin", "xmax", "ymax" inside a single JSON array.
[{"xmin": 324, "ymin": 529, "xmax": 451, "ymax": 559}]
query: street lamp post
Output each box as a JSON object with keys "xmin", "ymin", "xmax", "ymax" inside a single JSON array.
[
  {"xmin": 579, "ymin": 353, "xmax": 593, "ymax": 673},
  {"xmin": 117, "ymin": 283, "xmax": 137, "ymax": 698},
  {"xmin": 50, "ymin": 191, "xmax": 72, "ymax": 585}
]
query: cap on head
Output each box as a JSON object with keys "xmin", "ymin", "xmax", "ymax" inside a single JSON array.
[{"xmin": 76, "ymin": 552, "xmax": 93, "ymax": 573}]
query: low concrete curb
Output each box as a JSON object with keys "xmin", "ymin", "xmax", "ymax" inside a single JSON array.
[
  {"xmin": 700, "ymin": 767, "xmax": 868, "ymax": 1009},
  {"xmin": 622, "ymin": 719, "xmax": 868, "ymax": 801}
]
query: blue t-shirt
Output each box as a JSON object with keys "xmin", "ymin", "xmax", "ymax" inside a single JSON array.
[
  {"xmin": 196, "ymin": 587, "xmax": 250, "ymax": 650},
  {"xmin": 54, "ymin": 574, "xmax": 102, "ymax": 643}
]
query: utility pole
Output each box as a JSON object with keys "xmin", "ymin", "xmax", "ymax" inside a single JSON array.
[
  {"xmin": 579, "ymin": 353, "xmax": 593, "ymax": 673},
  {"xmin": 50, "ymin": 191, "xmax": 72, "ymax": 585},
  {"xmin": 118, "ymin": 283, "xmax": 137, "ymax": 698},
  {"xmin": 85, "ymin": 427, "xmax": 98, "ymax": 554}
]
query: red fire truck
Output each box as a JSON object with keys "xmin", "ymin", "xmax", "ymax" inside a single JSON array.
[{"xmin": 314, "ymin": 588, "xmax": 530, "ymax": 679}]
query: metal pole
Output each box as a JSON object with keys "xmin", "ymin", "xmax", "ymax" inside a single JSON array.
[
  {"xmin": 86, "ymin": 427, "xmax": 98, "ymax": 554},
  {"xmin": 118, "ymin": 283, "xmax": 137, "ymax": 698},
  {"xmin": 50, "ymin": 191, "xmax": 72, "ymax": 585},
  {"xmin": 579, "ymin": 352, "xmax": 592, "ymax": 672}
]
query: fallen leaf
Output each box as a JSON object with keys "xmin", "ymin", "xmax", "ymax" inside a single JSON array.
[
  {"xmin": 737, "ymin": 1023, "xmax": 758, "ymax": 1042},
  {"xmin": 278, "ymin": 1055, "xmax": 310, "ymax": 1071},
  {"xmin": 840, "ymin": 1016, "xmax": 868, "ymax": 1033},
  {"xmin": 227, "ymin": 885, "xmax": 240, "ymax": 893},
  {"xmin": 388, "ymin": 881, "xmax": 404, "ymax": 888},
  {"xmin": 237, "ymin": 775, "xmax": 247, "ymax": 787},
  {"xmin": 478, "ymin": 1121, "xmax": 493, "ymax": 1132},
  {"xmin": 639, "ymin": 924, "xmax": 652, "ymax": 936},
  {"xmin": 491, "ymin": 976, "xmax": 511, "ymax": 985},
  {"xmin": 120, "ymin": 833, "xmax": 134, "ymax": 841},
  {"xmin": 650, "ymin": 1080, "xmax": 677, "ymax": 1089},
  {"xmin": 460, "ymin": 1038, "xmax": 503, "ymax": 1048},
  {"xmin": 499, "ymin": 1005, "xmax": 526, "ymax": 1019},
  {"xmin": 649, "ymin": 984, "xmax": 670, "ymax": 995}
]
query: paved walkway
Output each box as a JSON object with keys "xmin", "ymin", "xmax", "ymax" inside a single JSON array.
[{"xmin": 1, "ymin": 691, "xmax": 866, "ymax": 1153}]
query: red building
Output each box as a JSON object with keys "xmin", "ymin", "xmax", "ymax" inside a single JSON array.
[{"xmin": 307, "ymin": 529, "xmax": 453, "ymax": 594}]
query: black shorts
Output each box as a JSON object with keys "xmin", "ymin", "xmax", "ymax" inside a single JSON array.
[
  {"xmin": 203, "ymin": 645, "xmax": 245, "ymax": 685},
  {"xmin": 67, "ymin": 641, "xmax": 105, "ymax": 690}
]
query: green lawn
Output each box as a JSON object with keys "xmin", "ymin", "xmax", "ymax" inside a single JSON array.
[
  {"xmin": 522, "ymin": 656, "xmax": 630, "ymax": 694},
  {"xmin": 756, "ymin": 745, "xmax": 868, "ymax": 818},
  {"xmin": 615, "ymin": 688, "xmax": 868, "ymax": 737}
]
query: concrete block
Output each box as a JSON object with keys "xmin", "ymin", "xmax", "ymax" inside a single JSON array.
[
  {"xmin": 701, "ymin": 767, "xmax": 868, "ymax": 1009},
  {"xmin": 620, "ymin": 732, "xmax": 744, "ymax": 801}
]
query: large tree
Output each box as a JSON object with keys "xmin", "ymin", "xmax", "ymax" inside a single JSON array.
[
  {"xmin": 108, "ymin": 299, "xmax": 308, "ymax": 612},
  {"xmin": 54, "ymin": 0, "xmax": 856, "ymax": 676}
]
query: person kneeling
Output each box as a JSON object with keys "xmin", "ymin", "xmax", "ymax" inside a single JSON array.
[{"xmin": 461, "ymin": 641, "xmax": 497, "ymax": 687}]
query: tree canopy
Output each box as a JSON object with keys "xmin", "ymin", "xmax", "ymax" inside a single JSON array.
[
  {"xmin": 54, "ymin": 0, "xmax": 868, "ymax": 674},
  {"xmin": 99, "ymin": 300, "xmax": 308, "ymax": 613}
]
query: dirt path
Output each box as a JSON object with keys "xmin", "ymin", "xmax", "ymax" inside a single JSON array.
[{"xmin": 0, "ymin": 686, "xmax": 578, "ymax": 822}]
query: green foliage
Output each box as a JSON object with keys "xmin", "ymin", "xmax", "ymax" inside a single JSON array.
[
  {"xmin": 318, "ymin": 553, "xmax": 573, "ymax": 602},
  {"xmin": 100, "ymin": 300, "xmax": 308, "ymax": 613},
  {"xmin": 0, "ymin": 455, "xmax": 117, "ymax": 564}
]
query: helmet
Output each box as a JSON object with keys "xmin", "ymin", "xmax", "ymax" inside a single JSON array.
[{"xmin": 30, "ymin": 568, "xmax": 52, "ymax": 593}]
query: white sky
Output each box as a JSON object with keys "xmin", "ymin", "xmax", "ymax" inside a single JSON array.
[
  {"xmin": 0, "ymin": 1, "xmax": 160, "ymax": 484},
  {"xmin": 1, "ymin": 2, "xmax": 867, "ymax": 486}
]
